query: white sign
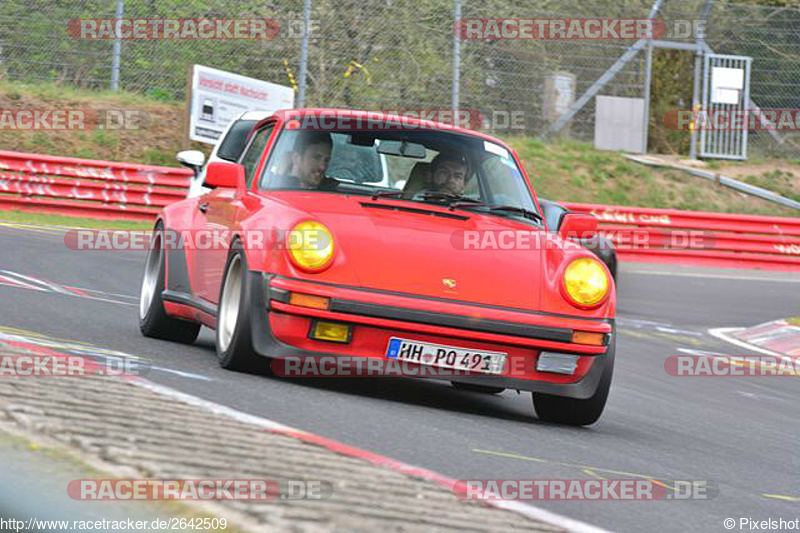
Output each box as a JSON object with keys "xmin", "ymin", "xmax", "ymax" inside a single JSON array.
[
  {"xmin": 189, "ymin": 65, "xmax": 294, "ymax": 145},
  {"xmin": 554, "ymin": 75, "xmax": 575, "ymax": 115},
  {"xmin": 711, "ymin": 67, "xmax": 744, "ymax": 105}
]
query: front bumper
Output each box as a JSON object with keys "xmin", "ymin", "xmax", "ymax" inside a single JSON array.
[{"xmin": 249, "ymin": 273, "xmax": 615, "ymax": 399}]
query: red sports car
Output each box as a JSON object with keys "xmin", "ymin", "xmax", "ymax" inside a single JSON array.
[{"xmin": 139, "ymin": 109, "xmax": 616, "ymax": 425}]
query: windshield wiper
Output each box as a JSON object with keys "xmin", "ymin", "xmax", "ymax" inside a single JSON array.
[
  {"xmin": 371, "ymin": 190, "xmax": 407, "ymax": 201},
  {"xmin": 447, "ymin": 201, "xmax": 543, "ymax": 222},
  {"xmin": 483, "ymin": 204, "xmax": 543, "ymax": 222},
  {"xmin": 416, "ymin": 192, "xmax": 541, "ymax": 223},
  {"xmin": 422, "ymin": 192, "xmax": 541, "ymax": 222},
  {"xmin": 419, "ymin": 191, "xmax": 484, "ymax": 206}
]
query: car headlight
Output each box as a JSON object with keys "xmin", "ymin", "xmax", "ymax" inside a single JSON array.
[
  {"xmin": 286, "ymin": 221, "xmax": 334, "ymax": 272},
  {"xmin": 562, "ymin": 258, "xmax": 610, "ymax": 308}
]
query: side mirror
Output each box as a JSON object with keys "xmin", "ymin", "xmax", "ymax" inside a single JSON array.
[
  {"xmin": 177, "ymin": 150, "xmax": 206, "ymax": 170},
  {"xmin": 205, "ymin": 162, "xmax": 246, "ymax": 193},
  {"xmin": 558, "ymin": 213, "xmax": 598, "ymax": 240}
]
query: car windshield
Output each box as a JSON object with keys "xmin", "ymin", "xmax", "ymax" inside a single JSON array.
[{"xmin": 259, "ymin": 127, "xmax": 540, "ymax": 220}]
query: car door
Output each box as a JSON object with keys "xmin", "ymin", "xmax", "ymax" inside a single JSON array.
[{"xmin": 196, "ymin": 123, "xmax": 275, "ymax": 304}]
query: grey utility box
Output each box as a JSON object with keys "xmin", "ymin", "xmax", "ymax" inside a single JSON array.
[{"xmin": 594, "ymin": 96, "xmax": 646, "ymax": 153}]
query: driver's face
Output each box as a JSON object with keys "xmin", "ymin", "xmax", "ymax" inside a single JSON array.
[
  {"xmin": 293, "ymin": 142, "xmax": 332, "ymax": 187},
  {"xmin": 432, "ymin": 160, "xmax": 467, "ymax": 195}
]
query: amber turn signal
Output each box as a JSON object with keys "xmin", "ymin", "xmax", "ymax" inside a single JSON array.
[
  {"xmin": 571, "ymin": 331, "xmax": 606, "ymax": 346},
  {"xmin": 288, "ymin": 292, "xmax": 331, "ymax": 310}
]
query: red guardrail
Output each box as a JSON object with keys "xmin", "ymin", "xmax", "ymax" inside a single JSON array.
[
  {"xmin": 0, "ymin": 150, "xmax": 191, "ymax": 221},
  {"xmin": 564, "ymin": 202, "xmax": 800, "ymax": 271}
]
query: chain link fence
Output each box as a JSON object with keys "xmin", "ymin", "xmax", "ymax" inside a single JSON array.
[{"xmin": 1, "ymin": 0, "xmax": 799, "ymax": 157}]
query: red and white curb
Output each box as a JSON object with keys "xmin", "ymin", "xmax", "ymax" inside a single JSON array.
[
  {"xmin": 132, "ymin": 378, "xmax": 611, "ymax": 533},
  {"xmin": 731, "ymin": 319, "xmax": 800, "ymax": 356},
  {"xmin": 710, "ymin": 328, "xmax": 783, "ymax": 357},
  {"xmin": 711, "ymin": 319, "xmax": 800, "ymax": 358}
]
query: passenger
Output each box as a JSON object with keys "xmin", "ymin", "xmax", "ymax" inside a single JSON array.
[{"xmin": 274, "ymin": 131, "xmax": 339, "ymax": 190}]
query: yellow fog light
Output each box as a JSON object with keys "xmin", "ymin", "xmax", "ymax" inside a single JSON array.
[
  {"xmin": 310, "ymin": 321, "xmax": 351, "ymax": 343},
  {"xmin": 287, "ymin": 221, "xmax": 334, "ymax": 272},
  {"xmin": 562, "ymin": 258, "xmax": 610, "ymax": 308}
]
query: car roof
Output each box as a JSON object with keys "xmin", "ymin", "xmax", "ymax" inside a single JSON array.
[
  {"xmin": 253, "ymin": 108, "xmax": 514, "ymax": 151},
  {"xmin": 237, "ymin": 110, "xmax": 274, "ymax": 121}
]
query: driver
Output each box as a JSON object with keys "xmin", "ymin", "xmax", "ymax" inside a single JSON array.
[
  {"xmin": 273, "ymin": 131, "xmax": 339, "ymax": 190},
  {"xmin": 428, "ymin": 152, "xmax": 468, "ymax": 196}
]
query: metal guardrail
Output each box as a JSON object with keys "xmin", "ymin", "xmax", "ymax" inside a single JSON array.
[
  {"xmin": 0, "ymin": 150, "xmax": 191, "ymax": 220},
  {"xmin": 564, "ymin": 202, "xmax": 800, "ymax": 271},
  {"xmin": 624, "ymin": 155, "xmax": 800, "ymax": 211}
]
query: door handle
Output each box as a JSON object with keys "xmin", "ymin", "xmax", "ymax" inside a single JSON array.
[{"xmin": 198, "ymin": 202, "xmax": 209, "ymax": 213}]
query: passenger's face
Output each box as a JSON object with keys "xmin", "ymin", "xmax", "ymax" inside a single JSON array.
[
  {"xmin": 432, "ymin": 160, "xmax": 467, "ymax": 195},
  {"xmin": 293, "ymin": 142, "xmax": 332, "ymax": 187}
]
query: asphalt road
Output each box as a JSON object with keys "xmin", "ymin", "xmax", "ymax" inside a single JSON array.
[{"xmin": 1, "ymin": 223, "xmax": 798, "ymax": 533}]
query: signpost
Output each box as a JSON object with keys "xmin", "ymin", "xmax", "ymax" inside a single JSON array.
[{"xmin": 188, "ymin": 65, "xmax": 294, "ymax": 145}]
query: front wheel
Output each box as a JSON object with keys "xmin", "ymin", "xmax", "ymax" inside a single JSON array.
[
  {"xmin": 139, "ymin": 223, "xmax": 200, "ymax": 344},
  {"xmin": 532, "ymin": 339, "xmax": 615, "ymax": 426},
  {"xmin": 216, "ymin": 243, "xmax": 264, "ymax": 373}
]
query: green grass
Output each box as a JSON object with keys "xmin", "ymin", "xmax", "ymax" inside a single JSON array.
[
  {"xmin": 744, "ymin": 171, "xmax": 800, "ymax": 202},
  {"xmin": 143, "ymin": 148, "xmax": 177, "ymax": 166},
  {"xmin": 0, "ymin": 79, "xmax": 180, "ymax": 106},
  {"xmin": 29, "ymin": 131, "xmax": 56, "ymax": 153},
  {"xmin": 92, "ymin": 129, "xmax": 120, "ymax": 150},
  {"xmin": 0, "ymin": 209, "xmax": 152, "ymax": 229},
  {"xmin": 505, "ymin": 137, "xmax": 800, "ymax": 216},
  {"xmin": 0, "ymin": 78, "xmax": 190, "ymax": 170}
]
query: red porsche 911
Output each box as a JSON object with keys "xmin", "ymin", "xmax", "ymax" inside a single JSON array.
[{"xmin": 139, "ymin": 109, "xmax": 616, "ymax": 425}]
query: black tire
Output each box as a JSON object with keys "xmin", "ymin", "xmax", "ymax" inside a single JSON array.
[
  {"xmin": 532, "ymin": 338, "xmax": 615, "ymax": 426},
  {"xmin": 606, "ymin": 251, "xmax": 618, "ymax": 281},
  {"xmin": 215, "ymin": 242, "xmax": 264, "ymax": 373},
  {"xmin": 592, "ymin": 239, "xmax": 618, "ymax": 282},
  {"xmin": 451, "ymin": 382, "xmax": 506, "ymax": 394},
  {"xmin": 139, "ymin": 223, "xmax": 201, "ymax": 344}
]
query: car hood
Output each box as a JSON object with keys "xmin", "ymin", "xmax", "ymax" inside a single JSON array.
[{"xmin": 266, "ymin": 193, "xmax": 547, "ymax": 310}]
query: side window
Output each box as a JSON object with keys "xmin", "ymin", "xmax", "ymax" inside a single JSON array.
[
  {"xmin": 479, "ymin": 156, "xmax": 533, "ymax": 209},
  {"xmin": 217, "ymin": 120, "xmax": 258, "ymax": 161},
  {"xmin": 239, "ymin": 125, "xmax": 274, "ymax": 186}
]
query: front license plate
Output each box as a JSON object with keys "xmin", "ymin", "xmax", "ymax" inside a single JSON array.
[{"xmin": 386, "ymin": 337, "xmax": 507, "ymax": 375}]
